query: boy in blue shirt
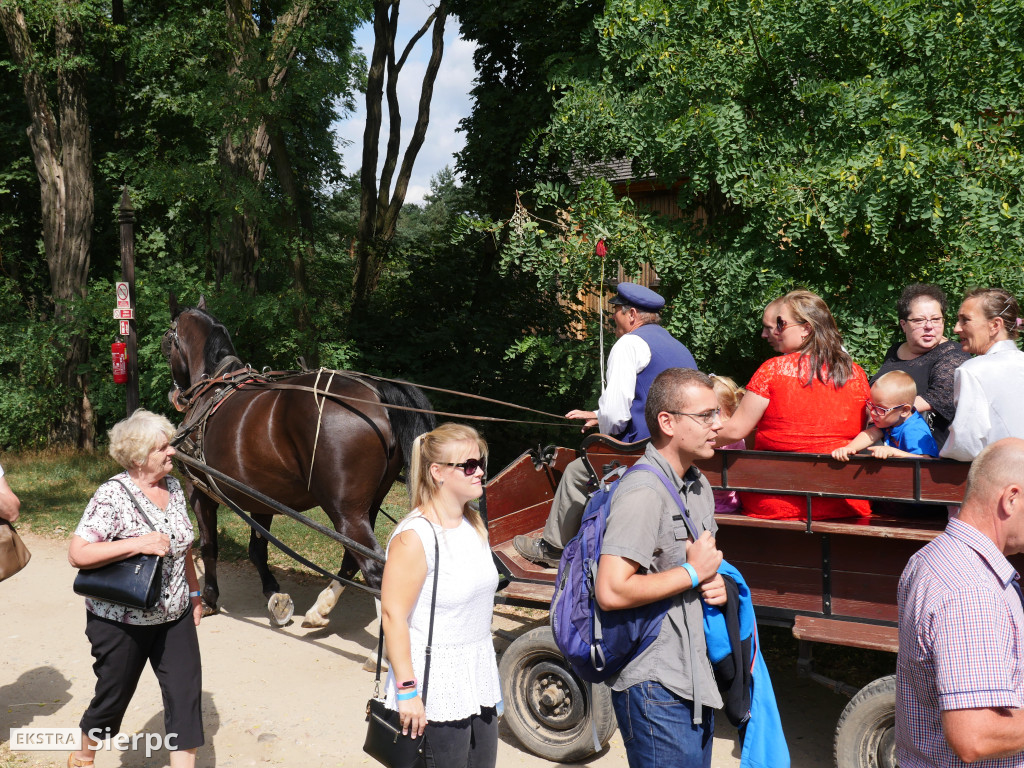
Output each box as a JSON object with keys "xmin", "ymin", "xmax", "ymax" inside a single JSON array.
[{"xmin": 832, "ymin": 371, "xmax": 939, "ymax": 461}]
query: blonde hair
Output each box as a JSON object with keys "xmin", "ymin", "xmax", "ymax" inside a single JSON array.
[
  {"xmin": 871, "ymin": 371, "xmax": 917, "ymax": 406},
  {"xmin": 711, "ymin": 375, "xmax": 745, "ymax": 417},
  {"xmin": 108, "ymin": 409, "xmax": 176, "ymax": 470},
  {"xmin": 409, "ymin": 423, "xmax": 489, "ymax": 541}
]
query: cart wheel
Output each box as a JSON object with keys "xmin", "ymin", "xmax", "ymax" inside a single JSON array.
[
  {"xmin": 834, "ymin": 674, "xmax": 897, "ymax": 768},
  {"xmin": 499, "ymin": 626, "xmax": 616, "ymax": 763}
]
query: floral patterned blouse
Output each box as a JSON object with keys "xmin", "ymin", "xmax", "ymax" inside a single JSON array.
[{"xmin": 74, "ymin": 472, "xmax": 193, "ymax": 626}]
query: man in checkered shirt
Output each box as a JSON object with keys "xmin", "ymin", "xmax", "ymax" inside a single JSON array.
[{"xmin": 896, "ymin": 438, "xmax": 1024, "ymax": 767}]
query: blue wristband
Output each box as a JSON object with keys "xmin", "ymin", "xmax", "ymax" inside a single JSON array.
[
  {"xmin": 396, "ymin": 689, "xmax": 418, "ymax": 701},
  {"xmin": 189, "ymin": 591, "xmax": 202, "ymax": 598},
  {"xmin": 681, "ymin": 563, "xmax": 699, "ymax": 590}
]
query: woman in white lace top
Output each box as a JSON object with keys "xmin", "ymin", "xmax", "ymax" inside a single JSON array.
[{"xmin": 380, "ymin": 423, "xmax": 501, "ymax": 768}]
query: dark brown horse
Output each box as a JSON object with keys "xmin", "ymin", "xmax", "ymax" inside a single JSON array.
[{"xmin": 162, "ymin": 295, "xmax": 434, "ymax": 626}]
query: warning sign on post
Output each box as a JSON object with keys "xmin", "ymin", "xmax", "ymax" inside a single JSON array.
[
  {"xmin": 113, "ymin": 308, "xmax": 134, "ymax": 320},
  {"xmin": 116, "ymin": 282, "xmax": 130, "ymax": 309},
  {"xmin": 119, "ymin": 320, "xmax": 130, "ymax": 336}
]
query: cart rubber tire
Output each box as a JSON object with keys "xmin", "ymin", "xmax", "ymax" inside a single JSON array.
[
  {"xmin": 834, "ymin": 674, "xmax": 897, "ymax": 768},
  {"xmin": 499, "ymin": 626, "xmax": 616, "ymax": 763}
]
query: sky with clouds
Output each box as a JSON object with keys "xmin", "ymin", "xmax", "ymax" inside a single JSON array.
[{"xmin": 333, "ymin": 2, "xmax": 477, "ymax": 205}]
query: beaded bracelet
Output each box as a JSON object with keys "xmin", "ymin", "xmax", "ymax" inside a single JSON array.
[{"xmin": 396, "ymin": 689, "xmax": 419, "ymax": 701}]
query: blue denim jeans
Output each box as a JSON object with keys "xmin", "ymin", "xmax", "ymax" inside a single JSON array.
[{"xmin": 611, "ymin": 682, "xmax": 714, "ymax": 768}]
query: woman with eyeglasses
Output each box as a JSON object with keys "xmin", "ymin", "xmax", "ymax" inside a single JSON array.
[
  {"xmin": 379, "ymin": 422, "xmax": 501, "ymax": 768},
  {"xmin": 870, "ymin": 284, "xmax": 969, "ymax": 448},
  {"xmin": 716, "ymin": 290, "xmax": 873, "ymax": 519},
  {"xmin": 939, "ymin": 288, "xmax": 1024, "ymax": 461}
]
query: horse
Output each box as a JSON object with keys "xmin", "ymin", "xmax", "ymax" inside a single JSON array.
[{"xmin": 162, "ymin": 295, "xmax": 435, "ymax": 628}]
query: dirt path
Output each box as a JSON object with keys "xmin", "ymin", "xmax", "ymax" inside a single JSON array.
[{"xmin": 2, "ymin": 533, "xmax": 849, "ymax": 767}]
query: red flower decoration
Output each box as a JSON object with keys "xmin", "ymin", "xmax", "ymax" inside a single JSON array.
[{"xmin": 595, "ymin": 239, "xmax": 607, "ymax": 258}]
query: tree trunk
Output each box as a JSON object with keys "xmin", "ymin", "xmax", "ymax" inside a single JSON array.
[
  {"xmin": 353, "ymin": 0, "xmax": 448, "ymax": 307},
  {"xmin": 217, "ymin": 0, "xmax": 312, "ymax": 294},
  {"xmin": 0, "ymin": 1, "xmax": 95, "ymax": 449}
]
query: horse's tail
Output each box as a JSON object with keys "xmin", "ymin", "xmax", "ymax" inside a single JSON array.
[{"xmin": 375, "ymin": 379, "xmax": 437, "ymax": 475}]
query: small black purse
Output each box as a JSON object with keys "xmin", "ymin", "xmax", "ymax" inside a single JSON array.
[
  {"xmin": 363, "ymin": 523, "xmax": 439, "ymax": 768},
  {"xmin": 73, "ymin": 479, "xmax": 165, "ymax": 610}
]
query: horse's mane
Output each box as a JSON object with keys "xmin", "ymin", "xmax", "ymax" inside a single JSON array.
[{"xmin": 188, "ymin": 307, "xmax": 237, "ymax": 375}]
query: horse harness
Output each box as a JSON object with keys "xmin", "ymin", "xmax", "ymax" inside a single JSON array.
[{"xmin": 171, "ymin": 365, "xmax": 397, "ymax": 509}]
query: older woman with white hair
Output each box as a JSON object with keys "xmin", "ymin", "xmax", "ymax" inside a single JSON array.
[{"xmin": 68, "ymin": 410, "xmax": 203, "ymax": 768}]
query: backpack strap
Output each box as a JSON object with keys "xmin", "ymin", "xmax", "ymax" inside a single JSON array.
[{"xmin": 621, "ymin": 463, "xmax": 701, "ymax": 539}]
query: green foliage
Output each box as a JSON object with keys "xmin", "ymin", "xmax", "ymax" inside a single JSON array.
[
  {"xmin": 472, "ymin": 0, "xmax": 1024, "ymax": 379},
  {"xmin": 351, "ymin": 171, "xmax": 596, "ymax": 468}
]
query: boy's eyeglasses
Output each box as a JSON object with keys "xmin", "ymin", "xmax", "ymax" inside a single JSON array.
[
  {"xmin": 442, "ymin": 458, "xmax": 487, "ymax": 476},
  {"xmin": 866, "ymin": 402, "xmax": 910, "ymax": 417},
  {"xmin": 904, "ymin": 316, "xmax": 944, "ymax": 328},
  {"xmin": 667, "ymin": 408, "xmax": 721, "ymax": 426}
]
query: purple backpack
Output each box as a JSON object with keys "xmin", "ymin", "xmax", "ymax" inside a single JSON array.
[{"xmin": 550, "ymin": 463, "xmax": 686, "ymax": 683}]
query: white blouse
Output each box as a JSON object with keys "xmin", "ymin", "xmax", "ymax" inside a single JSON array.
[
  {"xmin": 941, "ymin": 340, "xmax": 1024, "ymax": 461},
  {"xmin": 74, "ymin": 473, "xmax": 193, "ymax": 625},
  {"xmin": 384, "ymin": 512, "xmax": 501, "ymax": 722}
]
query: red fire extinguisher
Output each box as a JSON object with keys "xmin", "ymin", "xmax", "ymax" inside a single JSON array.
[{"xmin": 111, "ymin": 341, "xmax": 128, "ymax": 384}]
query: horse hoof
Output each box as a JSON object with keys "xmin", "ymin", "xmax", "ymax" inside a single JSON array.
[
  {"xmin": 201, "ymin": 602, "xmax": 219, "ymax": 618},
  {"xmin": 268, "ymin": 593, "xmax": 294, "ymax": 627},
  {"xmin": 363, "ymin": 654, "xmax": 387, "ymax": 673},
  {"xmin": 301, "ymin": 609, "xmax": 329, "ymax": 629}
]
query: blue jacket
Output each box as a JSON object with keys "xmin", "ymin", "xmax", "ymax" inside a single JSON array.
[{"xmin": 704, "ymin": 561, "xmax": 790, "ymax": 768}]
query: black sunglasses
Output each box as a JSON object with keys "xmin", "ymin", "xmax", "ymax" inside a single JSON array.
[{"xmin": 442, "ymin": 458, "xmax": 487, "ymax": 476}]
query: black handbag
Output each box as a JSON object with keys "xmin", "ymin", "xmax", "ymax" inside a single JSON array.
[
  {"xmin": 73, "ymin": 479, "xmax": 165, "ymax": 610},
  {"xmin": 363, "ymin": 523, "xmax": 440, "ymax": 768}
]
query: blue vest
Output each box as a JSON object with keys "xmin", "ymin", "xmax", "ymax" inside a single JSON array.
[{"xmin": 620, "ymin": 324, "xmax": 697, "ymax": 443}]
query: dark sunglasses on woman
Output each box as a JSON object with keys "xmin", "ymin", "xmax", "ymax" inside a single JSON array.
[{"xmin": 443, "ymin": 458, "xmax": 487, "ymax": 476}]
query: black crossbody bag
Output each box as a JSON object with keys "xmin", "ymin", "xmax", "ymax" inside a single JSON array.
[
  {"xmin": 73, "ymin": 479, "xmax": 165, "ymax": 610},
  {"xmin": 364, "ymin": 522, "xmax": 440, "ymax": 768}
]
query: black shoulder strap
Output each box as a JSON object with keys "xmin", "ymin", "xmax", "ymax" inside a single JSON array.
[
  {"xmin": 111, "ymin": 478, "xmax": 158, "ymax": 532},
  {"xmin": 375, "ymin": 519, "xmax": 441, "ymax": 705}
]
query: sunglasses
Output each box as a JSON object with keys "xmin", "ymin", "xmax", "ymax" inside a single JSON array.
[
  {"xmin": 762, "ymin": 316, "xmax": 799, "ymax": 334},
  {"xmin": 442, "ymin": 458, "xmax": 487, "ymax": 476}
]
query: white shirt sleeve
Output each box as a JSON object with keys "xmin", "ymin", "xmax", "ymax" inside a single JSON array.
[
  {"xmin": 940, "ymin": 364, "xmax": 990, "ymax": 461},
  {"xmin": 596, "ymin": 334, "xmax": 651, "ymax": 435}
]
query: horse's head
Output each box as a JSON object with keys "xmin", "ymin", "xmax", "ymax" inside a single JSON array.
[{"xmin": 163, "ymin": 293, "xmax": 238, "ymax": 402}]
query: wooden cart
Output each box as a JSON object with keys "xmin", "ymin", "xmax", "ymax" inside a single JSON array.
[{"xmin": 483, "ymin": 436, "xmax": 974, "ymax": 767}]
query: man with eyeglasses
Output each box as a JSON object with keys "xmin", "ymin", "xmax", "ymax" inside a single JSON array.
[
  {"xmin": 515, "ymin": 282, "xmax": 697, "ymax": 568},
  {"xmin": 896, "ymin": 438, "xmax": 1024, "ymax": 768},
  {"xmin": 595, "ymin": 367, "xmax": 726, "ymax": 768}
]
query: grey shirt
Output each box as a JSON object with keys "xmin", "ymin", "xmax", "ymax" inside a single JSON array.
[{"xmin": 601, "ymin": 443, "xmax": 723, "ymax": 711}]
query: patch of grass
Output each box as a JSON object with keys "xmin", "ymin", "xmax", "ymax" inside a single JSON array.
[
  {"xmin": 211, "ymin": 482, "xmax": 411, "ymax": 576},
  {"xmin": 4, "ymin": 448, "xmax": 412, "ymax": 578},
  {"xmin": 5, "ymin": 448, "xmax": 121, "ymax": 537}
]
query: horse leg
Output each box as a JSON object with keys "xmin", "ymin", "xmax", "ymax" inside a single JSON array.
[
  {"xmin": 301, "ymin": 549, "xmax": 358, "ymax": 628},
  {"xmin": 248, "ymin": 514, "xmax": 294, "ymax": 627},
  {"xmin": 189, "ymin": 484, "xmax": 220, "ymax": 617}
]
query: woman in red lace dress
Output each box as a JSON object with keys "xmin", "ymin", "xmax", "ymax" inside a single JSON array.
[{"xmin": 716, "ymin": 290, "xmax": 872, "ymax": 519}]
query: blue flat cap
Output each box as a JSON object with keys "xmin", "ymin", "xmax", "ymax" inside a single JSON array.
[{"xmin": 609, "ymin": 282, "xmax": 665, "ymax": 312}]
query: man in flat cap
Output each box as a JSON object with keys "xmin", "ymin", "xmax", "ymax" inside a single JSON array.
[{"xmin": 515, "ymin": 282, "xmax": 697, "ymax": 567}]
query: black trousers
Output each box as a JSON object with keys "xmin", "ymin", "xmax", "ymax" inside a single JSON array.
[
  {"xmin": 424, "ymin": 706, "xmax": 498, "ymax": 768},
  {"xmin": 80, "ymin": 610, "xmax": 204, "ymax": 751}
]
